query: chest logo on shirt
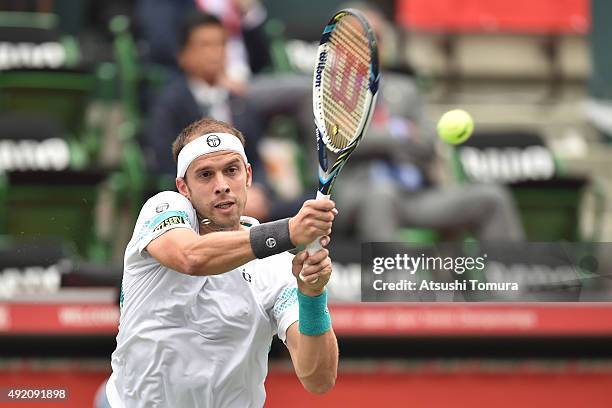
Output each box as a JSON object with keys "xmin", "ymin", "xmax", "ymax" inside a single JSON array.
[
  {"xmin": 242, "ymin": 269, "xmax": 252, "ymax": 283},
  {"xmin": 206, "ymin": 134, "xmax": 221, "ymax": 147}
]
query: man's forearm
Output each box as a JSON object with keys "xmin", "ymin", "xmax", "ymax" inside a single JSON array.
[
  {"xmin": 182, "ymin": 230, "xmax": 256, "ymax": 275},
  {"xmin": 288, "ymin": 324, "xmax": 338, "ymax": 394},
  {"xmin": 183, "ymin": 218, "xmax": 294, "ymax": 275}
]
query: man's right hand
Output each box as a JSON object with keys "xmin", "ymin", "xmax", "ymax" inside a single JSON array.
[{"xmin": 288, "ymin": 199, "xmax": 337, "ymax": 246}]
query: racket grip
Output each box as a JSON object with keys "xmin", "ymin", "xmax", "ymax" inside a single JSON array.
[{"xmin": 300, "ymin": 191, "xmax": 331, "ymax": 283}]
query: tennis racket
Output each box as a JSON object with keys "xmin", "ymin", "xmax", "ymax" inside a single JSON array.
[{"xmin": 301, "ymin": 8, "xmax": 380, "ymax": 282}]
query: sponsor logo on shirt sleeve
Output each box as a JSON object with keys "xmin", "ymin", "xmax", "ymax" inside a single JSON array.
[
  {"xmin": 127, "ymin": 210, "xmax": 191, "ymax": 251},
  {"xmin": 149, "ymin": 210, "xmax": 189, "ymax": 232}
]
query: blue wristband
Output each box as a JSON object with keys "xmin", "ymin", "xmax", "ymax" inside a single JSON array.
[{"xmin": 298, "ymin": 289, "xmax": 331, "ymax": 336}]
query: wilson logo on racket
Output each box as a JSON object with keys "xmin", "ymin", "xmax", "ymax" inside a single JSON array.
[
  {"xmin": 330, "ymin": 46, "xmax": 368, "ymax": 112},
  {"xmin": 314, "ymin": 51, "xmax": 327, "ymax": 88},
  {"xmin": 206, "ymin": 134, "xmax": 221, "ymax": 147}
]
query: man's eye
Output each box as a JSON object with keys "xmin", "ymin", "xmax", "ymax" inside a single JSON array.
[
  {"xmin": 200, "ymin": 171, "xmax": 211, "ymax": 178},
  {"xmin": 227, "ymin": 167, "xmax": 238, "ymax": 174}
]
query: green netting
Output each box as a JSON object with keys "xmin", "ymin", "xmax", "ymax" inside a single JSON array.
[
  {"xmin": 513, "ymin": 186, "xmax": 584, "ymax": 241},
  {"xmin": 5, "ymin": 184, "xmax": 99, "ymax": 257}
]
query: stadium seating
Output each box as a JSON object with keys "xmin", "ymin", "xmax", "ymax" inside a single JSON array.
[
  {"xmin": 0, "ymin": 12, "xmax": 110, "ymax": 260},
  {"xmin": 0, "ymin": 67, "xmax": 105, "ymax": 158},
  {"xmin": 0, "ymin": 114, "xmax": 110, "ymax": 260},
  {"xmin": 0, "ymin": 11, "xmax": 80, "ymax": 71},
  {"xmin": 397, "ymin": 0, "xmax": 590, "ymax": 102},
  {"xmin": 0, "ymin": 10, "xmax": 109, "ymax": 160},
  {"xmin": 452, "ymin": 130, "xmax": 604, "ymax": 241}
]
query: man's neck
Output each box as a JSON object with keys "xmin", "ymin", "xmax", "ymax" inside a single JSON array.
[{"xmin": 198, "ymin": 218, "xmax": 242, "ymax": 235}]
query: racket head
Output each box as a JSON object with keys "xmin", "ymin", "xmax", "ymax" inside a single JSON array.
[{"xmin": 312, "ymin": 8, "xmax": 380, "ymax": 154}]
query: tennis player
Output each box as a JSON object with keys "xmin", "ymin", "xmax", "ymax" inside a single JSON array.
[{"xmin": 105, "ymin": 118, "xmax": 338, "ymax": 407}]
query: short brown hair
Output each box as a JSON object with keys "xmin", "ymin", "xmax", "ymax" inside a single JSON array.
[{"xmin": 172, "ymin": 118, "xmax": 246, "ymax": 164}]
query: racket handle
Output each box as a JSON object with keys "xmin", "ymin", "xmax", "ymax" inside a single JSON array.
[{"xmin": 300, "ymin": 191, "xmax": 331, "ymax": 283}]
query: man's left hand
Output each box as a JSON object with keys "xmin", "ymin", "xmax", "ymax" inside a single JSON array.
[{"xmin": 291, "ymin": 236, "xmax": 332, "ymax": 296}]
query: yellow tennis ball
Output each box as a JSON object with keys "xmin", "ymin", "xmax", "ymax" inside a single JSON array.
[{"xmin": 437, "ymin": 109, "xmax": 474, "ymax": 145}]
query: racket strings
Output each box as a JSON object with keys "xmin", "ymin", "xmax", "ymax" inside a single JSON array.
[
  {"xmin": 322, "ymin": 16, "xmax": 371, "ymax": 151},
  {"xmin": 328, "ymin": 21, "xmax": 369, "ymax": 121},
  {"xmin": 322, "ymin": 67, "xmax": 366, "ymax": 148},
  {"xmin": 334, "ymin": 17, "xmax": 371, "ymax": 61}
]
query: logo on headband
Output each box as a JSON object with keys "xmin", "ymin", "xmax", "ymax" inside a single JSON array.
[{"xmin": 206, "ymin": 134, "xmax": 221, "ymax": 147}]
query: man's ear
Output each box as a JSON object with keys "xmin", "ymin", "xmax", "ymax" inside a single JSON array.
[
  {"xmin": 246, "ymin": 163, "xmax": 252, "ymax": 188},
  {"xmin": 176, "ymin": 177, "xmax": 190, "ymax": 199}
]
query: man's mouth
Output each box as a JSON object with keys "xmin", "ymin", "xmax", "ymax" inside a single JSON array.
[{"xmin": 214, "ymin": 200, "xmax": 235, "ymax": 210}]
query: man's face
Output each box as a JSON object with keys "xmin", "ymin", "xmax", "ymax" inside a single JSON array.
[
  {"xmin": 177, "ymin": 150, "xmax": 252, "ymax": 232},
  {"xmin": 179, "ymin": 24, "xmax": 226, "ymax": 83}
]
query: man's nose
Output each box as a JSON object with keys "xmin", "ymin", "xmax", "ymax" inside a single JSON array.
[{"xmin": 214, "ymin": 174, "xmax": 230, "ymax": 195}]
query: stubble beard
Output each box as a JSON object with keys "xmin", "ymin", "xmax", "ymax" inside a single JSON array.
[{"xmin": 197, "ymin": 206, "xmax": 241, "ymax": 234}]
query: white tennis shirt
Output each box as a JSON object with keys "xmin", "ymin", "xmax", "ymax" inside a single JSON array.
[{"xmin": 106, "ymin": 191, "xmax": 299, "ymax": 408}]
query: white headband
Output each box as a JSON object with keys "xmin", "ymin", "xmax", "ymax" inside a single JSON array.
[{"xmin": 177, "ymin": 132, "xmax": 249, "ymax": 178}]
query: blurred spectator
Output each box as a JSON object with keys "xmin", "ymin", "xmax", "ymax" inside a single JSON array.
[
  {"xmin": 0, "ymin": 0, "xmax": 53, "ymax": 12},
  {"xmin": 135, "ymin": 0, "xmax": 272, "ymax": 81},
  {"xmin": 146, "ymin": 12, "xmax": 272, "ymax": 221},
  {"xmin": 327, "ymin": 3, "xmax": 525, "ymax": 242},
  {"xmin": 198, "ymin": 0, "xmax": 272, "ymax": 81}
]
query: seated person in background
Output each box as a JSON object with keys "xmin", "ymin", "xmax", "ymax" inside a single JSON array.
[
  {"xmin": 135, "ymin": 0, "xmax": 272, "ymax": 82},
  {"xmin": 327, "ymin": 3, "xmax": 525, "ymax": 243},
  {"xmin": 146, "ymin": 12, "xmax": 271, "ymax": 221},
  {"xmin": 197, "ymin": 0, "xmax": 272, "ymax": 82}
]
